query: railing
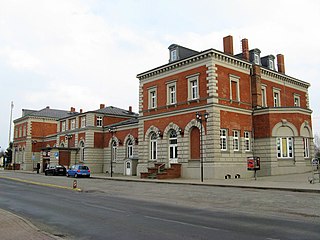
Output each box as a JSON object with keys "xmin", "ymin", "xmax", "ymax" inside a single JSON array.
[{"xmin": 157, "ymin": 163, "xmax": 165, "ymax": 173}]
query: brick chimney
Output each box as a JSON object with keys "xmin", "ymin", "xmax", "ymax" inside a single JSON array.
[
  {"xmin": 241, "ymin": 38, "xmax": 250, "ymax": 61},
  {"xmin": 277, "ymin": 54, "xmax": 285, "ymax": 74},
  {"xmin": 129, "ymin": 106, "xmax": 132, "ymax": 113},
  {"xmin": 100, "ymin": 104, "xmax": 105, "ymax": 109},
  {"xmin": 223, "ymin": 35, "xmax": 234, "ymax": 55},
  {"xmin": 70, "ymin": 107, "xmax": 75, "ymax": 112}
]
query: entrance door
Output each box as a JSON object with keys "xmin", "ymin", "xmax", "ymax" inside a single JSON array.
[{"xmin": 125, "ymin": 161, "xmax": 131, "ymax": 175}]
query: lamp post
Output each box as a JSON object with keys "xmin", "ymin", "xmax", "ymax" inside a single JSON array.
[
  {"xmin": 196, "ymin": 112, "xmax": 209, "ymax": 182},
  {"xmin": 108, "ymin": 127, "xmax": 116, "ymax": 177}
]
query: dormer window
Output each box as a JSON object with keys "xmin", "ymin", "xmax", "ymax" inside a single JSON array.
[
  {"xmin": 254, "ymin": 53, "xmax": 260, "ymax": 64},
  {"xmin": 269, "ymin": 59, "xmax": 274, "ymax": 70},
  {"xmin": 170, "ymin": 49, "xmax": 177, "ymax": 61}
]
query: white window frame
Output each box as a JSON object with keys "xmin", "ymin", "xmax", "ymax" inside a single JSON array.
[
  {"xmin": 167, "ymin": 81, "xmax": 177, "ymax": 105},
  {"xmin": 61, "ymin": 121, "xmax": 66, "ymax": 132},
  {"xmin": 261, "ymin": 85, "xmax": 267, "ymax": 107},
  {"xmin": 269, "ymin": 59, "xmax": 274, "ymax": 70},
  {"xmin": 112, "ymin": 141, "xmax": 117, "ymax": 162},
  {"xmin": 170, "ymin": 49, "xmax": 177, "ymax": 61},
  {"xmin": 254, "ymin": 53, "xmax": 260, "ymax": 65},
  {"xmin": 127, "ymin": 139, "xmax": 133, "ymax": 159},
  {"xmin": 232, "ymin": 130, "xmax": 240, "ymax": 151},
  {"xmin": 220, "ymin": 129, "xmax": 228, "ymax": 151},
  {"xmin": 294, "ymin": 94, "xmax": 300, "ymax": 107},
  {"xmin": 79, "ymin": 141, "xmax": 85, "ymax": 162},
  {"xmin": 229, "ymin": 75, "xmax": 240, "ymax": 102},
  {"xmin": 96, "ymin": 116, "xmax": 103, "ymax": 127},
  {"xmin": 273, "ymin": 88, "xmax": 281, "ymax": 107},
  {"xmin": 70, "ymin": 119, "xmax": 76, "ymax": 130},
  {"xmin": 19, "ymin": 126, "xmax": 22, "ymax": 137},
  {"xmin": 303, "ymin": 138, "xmax": 310, "ymax": 158},
  {"xmin": 23, "ymin": 125, "xmax": 27, "ymax": 136},
  {"xmin": 148, "ymin": 87, "xmax": 157, "ymax": 109},
  {"xmin": 81, "ymin": 116, "xmax": 86, "ymax": 128},
  {"xmin": 169, "ymin": 130, "xmax": 178, "ymax": 161},
  {"xmin": 187, "ymin": 74, "xmax": 199, "ymax": 101},
  {"xmin": 150, "ymin": 133, "xmax": 158, "ymax": 160},
  {"xmin": 277, "ymin": 137, "xmax": 294, "ymax": 158},
  {"xmin": 244, "ymin": 131, "xmax": 251, "ymax": 152}
]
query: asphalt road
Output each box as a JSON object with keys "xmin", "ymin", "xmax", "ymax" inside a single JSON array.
[{"xmin": 0, "ymin": 177, "xmax": 319, "ymax": 240}]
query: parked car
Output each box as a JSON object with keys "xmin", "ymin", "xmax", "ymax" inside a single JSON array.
[
  {"xmin": 45, "ymin": 165, "xmax": 66, "ymax": 176},
  {"xmin": 66, "ymin": 165, "xmax": 91, "ymax": 178}
]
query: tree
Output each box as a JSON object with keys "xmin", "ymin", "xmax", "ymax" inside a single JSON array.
[
  {"xmin": 5, "ymin": 142, "xmax": 13, "ymax": 166},
  {"xmin": 314, "ymin": 133, "xmax": 320, "ymax": 158}
]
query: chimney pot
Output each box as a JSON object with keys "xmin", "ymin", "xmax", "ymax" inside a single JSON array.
[
  {"xmin": 80, "ymin": 109, "xmax": 83, "ymax": 113},
  {"xmin": 223, "ymin": 35, "xmax": 234, "ymax": 55},
  {"xmin": 277, "ymin": 54, "xmax": 285, "ymax": 74},
  {"xmin": 70, "ymin": 107, "xmax": 75, "ymax": 112},
  {"xmin": 100, "ymin": 104, "xmax": 105, "ymax": 109},
  {"xmin": 241, "ymin": 38, "xmax": 249, "ymax": 61},
  {"xmin": 129, "ymin": 106, "xmax": 132, "ymax": 113}
]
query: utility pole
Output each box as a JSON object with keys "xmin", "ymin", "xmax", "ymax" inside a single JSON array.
[{"xmin": 8, "ymin": 101, "xmax": 14, "ymax": 146}]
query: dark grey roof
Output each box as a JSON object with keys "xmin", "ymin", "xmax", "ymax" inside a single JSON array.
[
  {"xmin": 93, "ymin": 106, "xmax": 138, "ymax": 117},
  {"xmin": 15, "ymin": 107, "xmax": 76, "ymax": 122},
  {"xmin": 107, "ymin": 117, "xmax": 139, "ymax": 128}
]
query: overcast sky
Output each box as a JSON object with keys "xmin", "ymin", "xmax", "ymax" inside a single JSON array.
[{"xmin": 0, "ymin": 0, "xmax": 319, "ymax": 151}]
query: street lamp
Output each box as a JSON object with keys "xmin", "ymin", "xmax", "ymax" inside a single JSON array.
[
  {"xmin": 108, "ymin": 127, "xmax": 116, "ymax": 177},
  {"xmin": 196, "ymin": 112, "xmax": 209, "ymax": 182}
]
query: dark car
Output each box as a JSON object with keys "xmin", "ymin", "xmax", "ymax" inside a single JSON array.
[
  {"xmin": 45, "ymin": 165, "xmax": 67, "ymax": 176},
  {"xmin": 66, "ymin": 165, "xmax": 90, "ymax": 178}
]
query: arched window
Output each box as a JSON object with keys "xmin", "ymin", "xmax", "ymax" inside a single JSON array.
[
  {"xmin": 190, "ymin": 127, "xmax": 200, "ymax": 160},
  {"xmin": 150, "ymin": 133, "xmax": 157, "ymax": 160},
  {"xmin": 127, "ymin": 139, "xmax": 133, "ymax": 158},
  {"xmin": 79, "ymin": 141, "xmax": 85, "ymax": 162},
  {"xmin": 169, "ymin": 130, "xmax": 178, "ymax": 162},
  {"xmin": 112, "ymin": 141, "xmax": 117, "ymax": 162}
]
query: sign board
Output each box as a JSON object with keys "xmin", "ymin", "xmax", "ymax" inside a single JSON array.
[
  {"xmin": 312, "ymin": 158, "xmax": 319, "ymax": 166},
  {"xmin": 247, "ymin": 157, "xmax": 260, "ymax": 171}
]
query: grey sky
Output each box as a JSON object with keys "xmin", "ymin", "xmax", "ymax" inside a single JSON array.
[{"xmin": 0, "ymin": 0, "xmax": 319, "ymax": 150}]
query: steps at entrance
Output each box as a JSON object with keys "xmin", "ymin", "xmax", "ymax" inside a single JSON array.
[{"xmin": 140, "ymin": 163, "xmax": 181, "ymax": 180}]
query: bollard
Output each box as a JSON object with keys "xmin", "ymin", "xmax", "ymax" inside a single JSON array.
[{"xmin": 73, "ymin": 180, "xmax": 77, "ymax": 189}]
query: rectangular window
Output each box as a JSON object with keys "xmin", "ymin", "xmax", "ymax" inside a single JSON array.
[
  {"xmin": 303, "ymin": 138, "xmax": 310, "ymax": 158},
  {"xmin": 81, "ymin": 116, "xmax": 86, "ymax": 128},
  {"xmin": 220, "ymin": 129, "xmax": 227, "ymax": 151},
  {"xmin": 232, "ymin": 130, "xmax": 239, "ymax": 151},
  {"xmin": 96, "ymin": 116, "xmax": 102, "ymax": 127},
  {"xmin": 23, "ymin": 125, "xmax": 27, "ymax": 136},
  {"xmin": 273, "ymin": 89, "xmax": 281, "ymax": 107},
  {"xmin": 148, "ymin": 88, "xmax": 157, "ymax": 109},
  {"xmin": 254, "ymin": 54, "xmax": 260, "ymax": 64},
  {"xmin": 19, "ymin": 126, "xmax": 22, "ymax": 137},
  {"xmin": 229, "ymin": 75, "xmax": 240, "ymax": 102},
  {"xmin": 70, "ymin": 119, "xmax": 76, "ymax": 130},
  {"xmin": 61, "ymin": 121, "xmax": 66, "ymax": 132},
  {"xmin": 187, "ymin": 74, "xmax": 199, "ymax": 101},
  {"xmin": 170, "ymin": 49, "xmax": 177, "ymax": 61},
  {"xmin": 277, "ymin": 137, "xmax": 294, "ymax": 158},
  {"xmin": 294, "ymin": 95, "xmax": 300, "ymax": 107},
  {"xmin": 261, "ymin": 85, "xmax": 267, "ymax": 107},
  {"xmin": 244, "ymin": 131, "xmax": 251, "ymax": 151},
  {"xmin": 150, "ymin": 140, "xmax": 157, "ymax": 160},
  {"xmin": 269, "ymin": 60, "xmax": 274, "ymax": 70},
  {"xmin": 167, "ymin": 83, "xmax": 176, "ymax": 105}
]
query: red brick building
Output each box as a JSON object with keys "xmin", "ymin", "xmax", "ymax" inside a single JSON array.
[
  {"xmin": 13, "ymin": 35, "xmax": 314, "ymax": 179},
  {"xmin": 136, "ymin": 35, "xmax": 313, "ymax": 179}
]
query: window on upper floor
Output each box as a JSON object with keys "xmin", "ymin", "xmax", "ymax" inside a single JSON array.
[
  {"xmin": 70, "ymin": 119, "xmax": 76, "ymax": 130},
  {"xmin": 277, "ymin": 137, "xmax": 293, "ymax": 158},
  {"xmin": 23, "ymin": 125, "xmax": 27, "ymax": 136},
  {"xmin": 269, "ymin": 59, "xmax": 274, "ymax": 70},
  {"xmin": 167, "ymin": 82, "xmax": 176, "ymax": 105},
  {"xmin": 96, "ymin": 116, "xmax": 102, "ymax": 127},
  {"xmin": 148, "ymin": 87, "xmax": 157, "ymax": 109},
  {"xmin": 273, "ymin": 89, "xmax": 281, "ymax": 107},
  {"xmin": 261, "ymin": 85, "xmax": 267, "ymax": 107},
  {"xmin": 61, "ymin": 121, "xmax": 66, "ymax": 132},
  {"xmin": 220, "ymin": 129, "xmax": 228, "ymax": 151},
  {"xmin": 19, "ymin": 126, "xmax": 22, "ymax": 138},
  {"xmin": 187, "ymin": 74, "xmax": 199, "ymax": 101},
  {"xmin": 15, "ymin": 128, "xmax": 18, "ymax": 139},
  {"xmin": 230, "ymin": 75, "xmax": 240, "ymax": 102},
  {"xmin": 232, "ymin": 130, "xmax": 239, "ymax": 151},
  {"xmin": 294, "ymin": 95, "xmax": 300, "ymax": 107},
  {"xmin": 170, "ymin": 49, "xmax": 177, "ymax": 61},
  {"xmin": 80, "ymin": 116, "xmax": 86, "ymax": 128},
  {"xmin": 254, "ymin": 53, "xmax": 260, "ymax": 65}
]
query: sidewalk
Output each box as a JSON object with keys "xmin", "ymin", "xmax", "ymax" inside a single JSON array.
[{"xmin": 0, "ymin": 209, "xmax": 61, "ymax": 240}]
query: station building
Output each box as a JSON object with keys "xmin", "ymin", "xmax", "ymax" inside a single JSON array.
[{"xmin": 12, "ymin": 35, "xmax": 314, "ymax": 179}]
